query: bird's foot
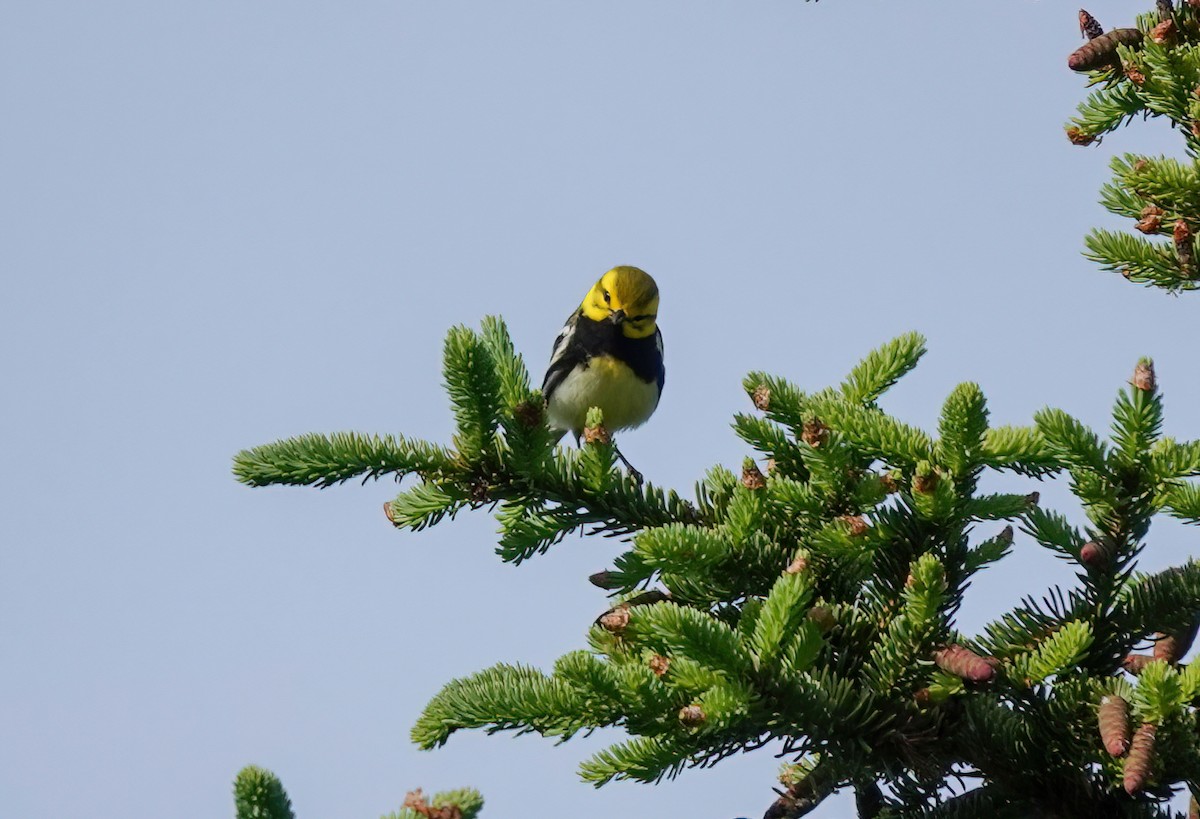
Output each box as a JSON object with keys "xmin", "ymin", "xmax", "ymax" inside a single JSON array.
[{"xmin": 613, "ymin": 445, "xmax": 644, "ymax": 486}]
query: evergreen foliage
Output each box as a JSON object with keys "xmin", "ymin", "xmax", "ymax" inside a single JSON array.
[
  {"xmin": 1067, "ymin": 2, "xmax": 1200, "ymax": 292},
  {"xmin": 231, "ymin": 765, "xmax": 483, "ymax": 819},
  {"xmin": 235, "ymin": 314, "xmax": 1200, "ymax": 817}
]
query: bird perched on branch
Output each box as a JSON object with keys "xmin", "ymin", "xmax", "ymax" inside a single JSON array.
[{"xmin": 542, "ymin": 266, "xmax": 664, "ymax": 481}]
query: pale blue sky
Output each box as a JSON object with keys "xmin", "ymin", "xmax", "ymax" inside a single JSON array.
[{"xmin": 4, "ymin": 2, "xmax": 1200, "ymax": 817}]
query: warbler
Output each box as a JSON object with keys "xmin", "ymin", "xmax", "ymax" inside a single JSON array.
[{"xmin": 542, "ymin": 266, "xmax": 664, "ymax": 476}]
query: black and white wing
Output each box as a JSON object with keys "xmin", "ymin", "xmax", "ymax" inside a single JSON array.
[
  {"xmin": 654, "ymin": 327, "xmax": 665, "ymax": 396},
  {"xmin": 542, "ymin": 310, "xmax": 584, "ymax": 401}
]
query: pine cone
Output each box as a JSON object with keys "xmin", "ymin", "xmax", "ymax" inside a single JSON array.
[
  {"xmin": 1079, "ymin": 9, "xmax": 1104, "ymax": 40},
  {"xmin": 1098, "ymin": 695, "xmax": 1131, "ymax": 756},
  {"xmin": 933, "ymin": 645, "xmax": 996, "ymax": 682},
  {"xmin": 1079, "ymin": 540, "xmax": 1108, "ymax": 569},
  {"xmin": 1122, "ymin": 654, "xmax": 1153, "ymax": 675},
  {"xmin": 1123, "ymin": 722, "xmax": 1157, "ymax": 794},
  {"xmin": 1154, "ymin": 632, "xmax": 1180, "ymax": 663},
  {"xmin": 1068, "ymin": 28, "xmax": 1144, "ymax": 72}
]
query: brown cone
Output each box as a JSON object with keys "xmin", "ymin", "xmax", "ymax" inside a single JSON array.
[
  {"xmin": 933, "ymin": 645, "xmax": 995, "ymax": 683},
  {"xmin": 1122, "ymin": 654, "xmax": 1153, "ymax": 675},
  {"xmin": 1098, "ymin": 695, "xmax": 1131, "ymax": 756},
  {"xmin": 1123, "ymin": 722, "xmax": 1157, "ymax": 795}
]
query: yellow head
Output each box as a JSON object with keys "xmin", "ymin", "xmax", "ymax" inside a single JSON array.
[{"xmin": 580, "ymin": 266, "xmax": 660, "ymax": 339}]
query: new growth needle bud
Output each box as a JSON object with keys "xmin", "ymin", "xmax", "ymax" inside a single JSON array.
[
  {"xmin": 742, "ymin": 458, "xmax": 767, "ymax": 490},
  {"xmin": 1135, "ymin": 205, "xmax": 1164, "ymax": 234},
  {"xmin": 1174, "ymin": 221, "xmax": 1197, "ymax": 277},
  {"xmin": 752, "ymin": 384, "xmax": 771, "ymax": 411},
  {"xmin": 1152, "ymin": 18, "xmax": 1177, "ymax": 44},
  {"xmin": 801, "ymin": 418, "xmax": 829, "ymax": 447},
  {"xmin": 1133, "ymin": 359, "xmax": 1156, "ymax": 393},
  {"xmin": 678, "ymin": 704, "xmax": 706, "ymax": 728}
]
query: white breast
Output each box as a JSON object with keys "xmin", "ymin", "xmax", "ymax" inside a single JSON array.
[{"xmin": 546, "ymin": 355, "xmax": 660, "ymax": 435}]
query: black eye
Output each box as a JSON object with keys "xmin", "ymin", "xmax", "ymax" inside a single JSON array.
[{"xmin": 603, "ymin": 290, "xmax": 611, "ymax": 304}]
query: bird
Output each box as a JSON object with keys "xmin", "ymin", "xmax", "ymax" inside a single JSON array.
[{"xmin": 542, "ymin": 266, "xmax": 664, "ymax": 481}]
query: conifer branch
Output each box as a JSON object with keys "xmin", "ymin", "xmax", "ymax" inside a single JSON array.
[
  {"xmin": 237, "ymin": 316, "xmax": 1200, "ymax": 815},
  {"xmin": 1067, "ymin": 5, "xmax": 1200, "ymax": 291}
]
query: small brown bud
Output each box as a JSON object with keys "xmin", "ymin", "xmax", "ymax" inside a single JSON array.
[
  {"xmin": 1133, "ymin": 360, "xmax": 1156, "ymax": 392},
  {"xmin": 801, "ymin": 418, "xmax": 829, "ymax": 447},
  {"xmin": 648, "ymin": 654, "xmax": 671, "ymax": 677},
  {"xmin": 589, "ymin": 570, "xmax": 620, "ymax": 589},
  {"xmin": 1135, "ymin": 205, "xmax": 1165, "ymax": 234},
  {"xmin": 1079, "ymin": 9, "xmax": 1104, "ymax": 40},
  {"xmin": 1175, "ymin": 220, "xmax": 1197, "ymax": 277},
  {"xmin": 879, "ymin": 472, "xmax": 899, "ymax": 494},
  {"xmin": 1154, "ymin": 632, "xmax": 1180, "ymax": 663},
  {"xmin": 1066, "ymin": 126, "xmax": 1096, "ymax": 146},
  {"xmin": 625, "ymin": 589, "xmax": 669, "ymax": 608},
  {"xmin": 678, "ymin": 704, "xmax": 706, "ymax": 727},
  {"xmin": 1123, "ymin": 722, "xmax": 1157, "ymax": 794},
  {"xmin": 469, "ymin": 478, "xmax": 489, "ymax": 503},
  {"xmin": 764, "ymin": 458, "xmax": 776, "ymax": 474},
  {"xmin": 1133, "ymin": 159, "xmax": 1151, "ymax": 173},
  {"xmin": 913, "ymin": 470, "xmax": 939, "ymax": 494},
  {"xmin": 1152, "ymin": 18, "xmax": 1177, "ymax": 44},
  {"xmin": 513, "ymin": 399, "xmax": 544, "ymax": 428},
  {"xmin": 598, "ymin": 607, "xmax": 630, "ymax": 633},
  {"xmin": 1126, "ymin": 65, "xmax": 1147, "ymax": 85},
  {"xmin": 752, "ymin": 384, "xmax": 771, "ymax": 411},
  {"xmin": 807, "ymin": 605, "xmax": 836, "ymax": 633},
  {"xmin": 1122, "ymin": 653, "xmax": 1154, "ymax": 675},
  {"xmin": 383, "ymin": 501, "xmax": 396, "ymax": 523},
  {"xmin": 934, "ymin": 645, "xmax": 996, "ymax": 683},
  {"xmin": 1190, "ymin": 795, "xmax": 1199, "ymax": 819},
  {"xmin": 742, "ymin": 460, "xmax": 766, "ymax": 490},
  {"xmin": 1099, "ymin": 694, "xmax": 1132, "ymax": 756},
  {"xmin": 583, "ymin": 423, "xmax": 611, "ymax": 445},
  {"xmin": 785, "ymin": 555, "xmax": 808, "ymax": 575},
  {"xmin": 1192, "ymin": 121, "xmax": 1200, "ymax": 138},
  {"xmin": 1025, "ymin": 492, "xmax": 1040, "ymax": 507},
  {"xmin": 913, "ymin": 687, "xmax": 932, "ymax": 706},
  {"xmin": 403, "ymin": 789, "xmax": 464, "ymax": 819},
  {"xmin": 997, "ymin": 525, "xmax": 1014, "ymax": 544},
  {"xmin": 839, "ymin": 515, "xmax": 869, "ymax": 537},
  {"xmin": 1079, "ymin": 540, "xmax": 1108, "ymax": 569}
]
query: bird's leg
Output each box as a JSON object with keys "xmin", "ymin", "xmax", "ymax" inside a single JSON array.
[{"xmin": 612, "ymin": 445, "xmax": 644, "ymax": 486}]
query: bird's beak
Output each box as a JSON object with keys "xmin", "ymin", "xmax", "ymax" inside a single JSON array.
[{"xmin": 609, "ymin": 309, "xmax": 626, "ymax": 325}]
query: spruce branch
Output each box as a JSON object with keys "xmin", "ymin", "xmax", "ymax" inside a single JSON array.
[
  {"xmin": 1067, "ymin": 5, "xmax": 1200, "ymax": 291},
  {"xmin": 238, "ymin": 318, "xmax": 1200, "ymax": 816}
]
